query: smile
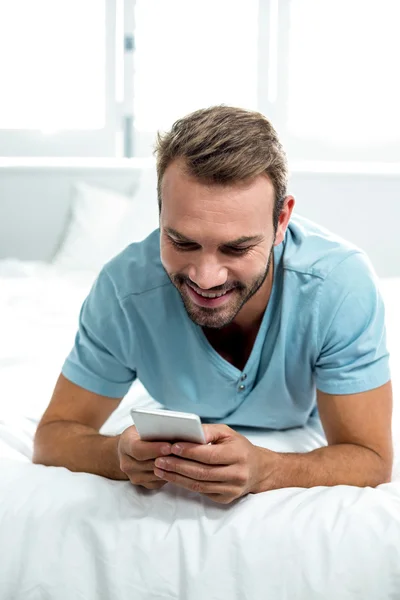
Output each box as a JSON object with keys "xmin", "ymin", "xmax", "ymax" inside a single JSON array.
[
  {"xmin": 189, "ymin": 286, "xmax": 228, "ymax": 298},
  {"xmin": 185, "ymin": 283, "xmax": 235, "ymax": 308}
]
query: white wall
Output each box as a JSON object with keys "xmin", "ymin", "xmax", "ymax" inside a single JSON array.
[
  {"xmin": 289, "ymin": 169, "xmax": 400, "ymax": 277},
  {"xmin": 0, "ymin": 160, "xmax": 399, "ymax": 277},
  {"xmin": 0, "ymin": 160, "xmax": 142, "ymax": 263}
]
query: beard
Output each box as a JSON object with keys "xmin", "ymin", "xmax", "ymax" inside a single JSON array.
[{"xmin": 166, "ymin": 244, "xmax": 275, "ymax": 329}]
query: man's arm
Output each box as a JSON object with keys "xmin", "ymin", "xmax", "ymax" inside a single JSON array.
[
  {"xmin": 257, "ymin": 381, "xmax": 393, "ymax": 491},
  {"xmin": 33, "ymin": 374, "xmax": 128, "ymax": 480},
  {"xmin": 148, "ymin": 382, "xmax": 393, "ymax": 503}
]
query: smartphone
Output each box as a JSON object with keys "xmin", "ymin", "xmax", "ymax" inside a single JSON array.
[{"xmin": 130, "ymin": 407, "xmax": 207, "ymax": 444}]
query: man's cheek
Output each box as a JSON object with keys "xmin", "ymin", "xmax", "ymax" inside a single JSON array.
[{"xmin": 160, "ymin": 247, "xmax": 179, "ymax": 273}]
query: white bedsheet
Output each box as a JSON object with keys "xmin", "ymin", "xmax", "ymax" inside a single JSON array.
[{"xmin": 1, "ymin": 258, "xmax": 400, "ymax": 599}]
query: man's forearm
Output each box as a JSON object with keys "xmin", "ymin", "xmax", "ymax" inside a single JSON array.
[
  {"xmin": 257, "ymin": 443, "xmax": 392, "ymax": 492},
  {"xmin": 32, "ymin": 421, "xmax": 128, "ymax": 480}
]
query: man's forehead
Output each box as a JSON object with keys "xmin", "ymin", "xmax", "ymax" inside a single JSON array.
[
  {"xmin": 160, "ymin": 161, "xmax": 275, "ymax": 235},
  {"xmin": 161, "ymin": 160, "xmax": 275, "ymax": 199}
]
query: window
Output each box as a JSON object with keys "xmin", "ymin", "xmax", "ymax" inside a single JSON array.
[
  {"xmin": 0, "ymin": 0, "xmax": 117, "ymax": 157},
  {"xmin": 262, "ymin": 0, "xmax": 400, "ymax": 163},
  {"xmin": 133, "ymin": 0, "xmax": 400, "ymax": 164},
  {"xmin": 132, "ymin": 0, "xmax": 259, "ymax": 156},
  {"xmin": 2, "ymin": 0, "xmax": 398, "ymax": 163}
]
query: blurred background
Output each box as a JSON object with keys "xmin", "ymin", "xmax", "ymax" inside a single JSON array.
[{"xmin": 0, "ymin": 0, "xmax": 400, "ymax": 275}]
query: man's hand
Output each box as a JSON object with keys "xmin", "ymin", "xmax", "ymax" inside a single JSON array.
[
  {"xmin": 153, "ymin": 424, "xmax": 279, "ymax": 504},
  {"xmin": 118, "ymin": 425, "xmax": 172, "ymax": 489}
]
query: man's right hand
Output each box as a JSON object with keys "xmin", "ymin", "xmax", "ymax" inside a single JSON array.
[{"xmin": 117, "ymin": 425, "xmax": 172, "ymax": 489}]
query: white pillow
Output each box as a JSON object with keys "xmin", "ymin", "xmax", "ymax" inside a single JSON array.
[
  {"xmin": 52, "ymin": 181, "xmax": 133, "ymax": 272},
  {"xmin": 52, "ymin": 167, "xmax": 160, "ymax": 273},
  {"xmin": 112, "ymin": 164, "xmax": 160, "ymax": 252}
]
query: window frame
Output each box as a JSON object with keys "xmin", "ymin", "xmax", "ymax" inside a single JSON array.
[
  {"xmin": 2, "ymin": 0, "xmax": 398, "ymax": 163},
  {"xmin": 257, "ymin": 0, "xmax": 400, "ymax": 164},
  {"xmin": 0, "ymin": 0, "xmax": 120, "ymax": 158}
]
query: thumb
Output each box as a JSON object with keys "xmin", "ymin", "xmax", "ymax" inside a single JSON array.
[{"xmin": 202, "ymin": 423, "xmax": 235, "ymax": 444}]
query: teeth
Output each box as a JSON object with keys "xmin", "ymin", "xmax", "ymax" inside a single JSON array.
[
  {"xmin": 198, "ymin": 291, "xmax": 226, "ymax": 299},
  {"xmin": 189, "ymin": 285, "xmax": 229, "ymax": 299}
]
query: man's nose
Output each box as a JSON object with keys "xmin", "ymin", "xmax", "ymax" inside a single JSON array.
[{"xmin": 188, "ymin": 256, "xmax": 228, "ymax": 290}]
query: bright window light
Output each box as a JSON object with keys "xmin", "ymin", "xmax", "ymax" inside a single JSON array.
[
  {"xmin": 0, "ymin": 0, "xmax": 106, "ymax": 131},
  {"xmin": 133, "ymin": 0, "xmax": 259, "ymax": 132},
  {"xmin": 287, "ymin": 0, "xmax": 400, "ymax": 148}
]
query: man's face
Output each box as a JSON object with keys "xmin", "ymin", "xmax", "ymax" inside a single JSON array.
[{"xmin": 160, "ymin": 160, "xmax": 280, "ymax": 329}]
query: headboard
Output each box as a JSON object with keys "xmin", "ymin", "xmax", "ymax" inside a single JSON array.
[{"xmin": 1, "ymin": 158, "xmax": 400, "ymax": 277}]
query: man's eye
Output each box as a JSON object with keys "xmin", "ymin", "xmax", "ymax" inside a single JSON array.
[
  {"xmin": 223, "ymin": 246, "xmax": 251, "ymax": 255},
  {"xmin": 169, "ymin": 238, "xmax": 252, "ymax": 255},
  {"xmin": 170, "ymin": 239, "xmax": 198, "ymax": 251}
]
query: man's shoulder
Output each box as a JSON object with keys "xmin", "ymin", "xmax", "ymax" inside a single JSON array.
[
  {"xmin": 102, "ymin": 228, "xmax": 170, "ymax": 301},
  {"xmin": 283, "ymin": 214, "xmax": 370, "ymax": 281}
]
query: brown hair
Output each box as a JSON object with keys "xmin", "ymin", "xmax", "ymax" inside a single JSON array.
[{"xmin": 153, "ymin": 105, "xmax": 289, "ymax": 231}]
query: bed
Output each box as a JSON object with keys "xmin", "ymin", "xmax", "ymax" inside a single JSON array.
[{"xmin": 0, "ymin": 256, "xmax": 399, "ymax": 600}]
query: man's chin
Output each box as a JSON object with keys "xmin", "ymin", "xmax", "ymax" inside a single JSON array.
[
  {"xmin": 188, "ymin": 312, "xmax": 232, "ymax": 329},
  {"xmin": 181, "ymin": 294, "xmax": 240, "ymax": 329}
]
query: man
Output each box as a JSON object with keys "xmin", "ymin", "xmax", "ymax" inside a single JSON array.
[{"xmin": 33, "ymin": 106, "xmax": 393, "ymax": 505}]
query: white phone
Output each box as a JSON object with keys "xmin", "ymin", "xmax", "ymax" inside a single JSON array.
[{"xmin": 130, "ymin": 407, "xmax": 207, "ymax": 444}]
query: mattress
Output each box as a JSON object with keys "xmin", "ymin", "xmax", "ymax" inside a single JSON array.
[{"xmin": 0, "ymin": 258, "xmax": 399, "ymax": 599}]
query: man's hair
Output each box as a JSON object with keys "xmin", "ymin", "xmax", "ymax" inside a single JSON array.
[{"xmin": 153, "ymin": 105, "xmax": 289, "ymax": 231}]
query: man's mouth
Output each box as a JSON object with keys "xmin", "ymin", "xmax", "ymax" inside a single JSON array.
[{"xmin": 185, "ymin": 282, "xmax": 235, "ymax": 308}]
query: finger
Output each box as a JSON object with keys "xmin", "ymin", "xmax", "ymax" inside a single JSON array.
[
  {"xmin": 203, "ymin": 424, "xmax": 235, "ymax": 444},
  {"xmin": 170, "ymin": 442, "xmax": 234, "ymax": 465},
  {"xmin": 170, "ymin": 426, "xmax": 239, "ymax": 465},
  {"xmin": 126, "ymin": 458, "xmax": 157, "ymax": 473},
  {"xmin": 120, "ymin": 451, "xmax": 159, "ymax": 474},
  {"xmin": 155, "ymin": 457, "xmax": 238, "ymax": 482},
  {"xmin": 131, "ymin": 439, "xmax": 172, "ymax": 461},
  {"xmin": 154, "ymin": 468, "xmax": 233, "ymax": 495},
  {"xmin": 124, "ymin": 426, "xmax": 172, "ymax": 461}
]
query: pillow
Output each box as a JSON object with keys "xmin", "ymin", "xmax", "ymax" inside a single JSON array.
[
  {"xmin": 110, "ymin": 164, "xmax": 160, "ymax": 254},
  {"xmin": 52, "ymin": 181, "xmax": 133, "ymax": 272}
]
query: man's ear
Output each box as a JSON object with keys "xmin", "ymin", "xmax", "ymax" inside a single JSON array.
[{"xmin": 274, "ymin": 196, "xmax": 295, "ymax": 246}]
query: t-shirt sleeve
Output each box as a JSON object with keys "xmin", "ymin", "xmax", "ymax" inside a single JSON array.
[
  {"xmin": 314, "ymin": 251, "xmax": 391, "ymax": 395},
  {"xmin": 62, "ymin": 266, "xmax": 136, "ymax": 398}
]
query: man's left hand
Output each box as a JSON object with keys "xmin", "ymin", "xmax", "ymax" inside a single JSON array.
[{"xmin": 153, "ymin": 424, "xmax": 280, "ymax": 504}]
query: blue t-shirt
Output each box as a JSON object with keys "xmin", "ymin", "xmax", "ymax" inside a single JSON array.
[{"xmin": 62, "ymin": 214, "xmax": 391, "ymax": 430}]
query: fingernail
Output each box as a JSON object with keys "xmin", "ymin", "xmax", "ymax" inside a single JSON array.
[
  {"xmin": 154, "ymin": 468, "xmax": 165, "ymax": 478},
  {"xmin": 173, "ymin": 444, "xmax": 182, "ymax": 455},
  {"xmin": 161, "ymin": 445, "xmax": 171, "ymax": 455}
]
